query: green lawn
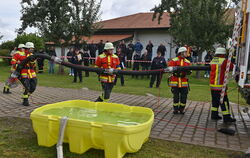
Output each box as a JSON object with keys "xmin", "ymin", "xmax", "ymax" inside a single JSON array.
[
  {"xmin": 0, "ymin": 62, "xmax": 247, "ymax": 105},
  {"xmin": 0, "ymin": 117, "xmax": 244, "ymax": 158}
]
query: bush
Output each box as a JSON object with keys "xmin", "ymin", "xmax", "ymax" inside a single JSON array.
[
  {"xmin": 0, "ymin": 41, "xmax": 15, "ymax": 50},
  {"xmin": 0, "ymin": 49, "xmax": 11, "ymax": 65}
]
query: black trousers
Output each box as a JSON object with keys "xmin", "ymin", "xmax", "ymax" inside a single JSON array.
[
  {"xmin": 90, "ymin": 52, "xmax": 96, "ymax": 64},
  {"xmin": 20, "ymin": 78, "xmax": 37, "ymax": 97},
  {"xmin": 114, "ymin": 74, "xmax": 124, "ymax": 86},
  {"xmin": 171, "ymin": 87, "xmax": 188, "ymax": 110},
  {"xmin": 150, "ymin": 73, "xmax": 163, "ymax": 87},
  {"xmin": 96, "ymin": 82, "xmax": 114, "ymax": 102},
  {"xmin": 37, "ymin": 58, "xmax": 44, "ymax": 73},
  {"xmin": 73, "ymin": 69, "xmax": 82, "ymax": 82},
  {"xmin": 127, "ymin": 54, "xmax": 133, "ymax": 68},
  {"xmin": 132, "ymin": 63, "xmax": 140, "ymax": 78},
  {"xmin": 141, "ymin": 66, "xmax": 150, "ymax": 79},
  {"xmin": 211, "ymin": 90, "xmax": 231, "ymax": 118}
]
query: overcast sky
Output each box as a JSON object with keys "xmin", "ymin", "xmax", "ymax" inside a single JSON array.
[{"xmin": 0, "ymin": 0, "xmax": 161, "ymax": 43}]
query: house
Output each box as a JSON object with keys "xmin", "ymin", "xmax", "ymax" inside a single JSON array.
[
  {"xmin": 51, "ymin": 12, "xmax": 176, "ymax": 60},
  {"xmin": 88, "ymin": 12, "xmax": 175, "ymax": 59}
]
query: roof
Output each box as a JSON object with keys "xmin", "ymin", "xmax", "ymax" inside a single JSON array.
[
  {"xmin": 45, "ymin": 34, "xmax": 133, "ymax": 45},
  {"xmin": 98, "ymin": 12, "xmax": 170, "ymax": 30},
  {"xmin": 83, "ymin": 34, "xmax": 133, "ymax": 44}
]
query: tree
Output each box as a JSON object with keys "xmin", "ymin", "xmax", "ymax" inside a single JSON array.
[
  {"xmin": 0, "ymin": 40, "xmax": 15, "ymax": 50},
  {"xmin": 152, "ymin": 0, "xmax": 239, "ymax": 55},
  {"xmin": 19, "ymin": 0, "xmax": 101, "ymax": 73},
  {"xmin": 0, "ymin": 32, "xmax": 3, "ymax": 40},
  {"xmin": 14, "ymin": 33, "xmax": 44, "ymax": 50},
  {"xmin": 152, "ymin": 0, "xmax": 239, "ymax": 77}
]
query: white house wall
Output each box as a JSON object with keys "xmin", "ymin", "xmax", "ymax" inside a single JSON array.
[{"xmin": 134, "ymin": 30, "xmax": 177, "ymax": 60}]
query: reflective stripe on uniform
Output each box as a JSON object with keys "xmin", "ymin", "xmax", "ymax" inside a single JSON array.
[
  {"xmin": 173, "ymin": 103, "xmax": 179, "ymax": 107},
  {"xmin": 211, "ymin": 107, "xmax": 218, "ymax": 111},
  {"xmin": 22, "ymin": 94, "xmax": 29, "ymax": 99},
  {"xmin": 180, "ymin": 103, "xmax": 186, "ymax": 107},
  {"xmin": 222, "ymin": 110, "xmax": 230, "ymax": 115}
]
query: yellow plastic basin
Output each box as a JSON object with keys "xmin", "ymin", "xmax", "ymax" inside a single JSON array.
[{"xmin": 30, "ymin": 100, "xmax": 154, "ymax": 158}]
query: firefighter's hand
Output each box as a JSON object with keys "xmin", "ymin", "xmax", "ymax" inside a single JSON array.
[
  {"xmin": 164, "ymin": 67, "xmax": 176, "ymax": 73},
  {"xmin": 10, "ymin": 71, "xmax": 20, "ymax": 78},
  {"xmin": 105, "ymin": 68, "xmax": 114, "ymax": 75}
]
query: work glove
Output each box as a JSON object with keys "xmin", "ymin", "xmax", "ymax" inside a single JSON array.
[
  {"xmin": 164, "ymin": 67, "xmax": 177, "ymax": 73},
  {"xmin": 104, "ymin": 68, "xmax": 114, "ymax": 75},
  {"xmin": 10, "ymin": 71, "xmax": 20, "ymax": 78},
  {"xmin": 52, "ymin": 56, "xmax": 63, "ymax": 64}
]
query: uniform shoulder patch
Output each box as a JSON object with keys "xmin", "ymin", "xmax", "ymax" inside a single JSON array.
[
  {"xmin": 172, "ymin": 57, "xmax": 179, "ymax": 61},
  {"xmin": 99, "ymin": 54, "xmax": 106, "ymax": 58},
  {"xmin": 112, "ymin": 54, "xmax": 118, "ymax": 58},
  {"xmin": 184, "ymin": 59, "xmax": 191, "ymax": 63}
]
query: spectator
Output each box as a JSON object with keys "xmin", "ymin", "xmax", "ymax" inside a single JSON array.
[
  {"xmin": 88, "ymin": 41, "xmax": 97, "ymax": 64},
  {"xmin": 192, "ymin": 46, "xmax": 198, "ymax": 63},
  {"xmin": 134, "ymin": 40, "xmax": 143, "ymax": 55},
  {"xmin": 47, "ymin": 47, "xmax": 57, "ymax": 74},
  {"xmin": 117, "ymin": 40, "xmax": 126, "ymax": 55},
  {"xmin": 72, "ymin": 48, "xmax": 83, "ymax": 83},
  {"xmin": 82, "ymin": 48, "xmax": 90, "ymax": 77},
  {"xmin": 67, "ymin": 47, "xmax": 75, "ymax": 76},
  {"xmin": 132, "ymin": 53, "xmax": 141, "ymax": 79},
  {"xmin": 157, "ymin": 43, "xmax": 166, "ymax": 57},
  {"xmin": 141, "ymin": 51, "xmax": 150, "ymax": 79},
  {"xmin": 146, "ymin": 40, "xmax": 154, "ymax": 61},
  {"xmin": 204, "ymin": 51, "xmax": 213, "ymax": 78},
  {"xmin": 149, "ymin": 51, "xmax": 167, "ymax": 88},
  {"xmin": 126, "ymin": 40, "xmax": 134, "ymax": 68},
  {"xmin": 114, "ymin": 48, "xmax": 125, "ymax": 86},
  {"xmin": 97, "ymin": 40, "xmax": 105, "ymax": 55},
  {"xmin": 36, "ymin": 48, "xmax": 46, "ymax": 73}
]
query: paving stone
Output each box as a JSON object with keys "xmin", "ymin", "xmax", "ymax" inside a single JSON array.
[{"xmin": 0, "ymin": 83, "xmax": 250, "ymax": 151}]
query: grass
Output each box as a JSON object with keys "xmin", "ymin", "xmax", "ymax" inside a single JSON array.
[
  {"xmin": 0, "ymin": 117, "xmax": 244, "ymax": 158},
  {"xmin": 0, "ymin": 62, "xmax": 247, "ymax": 105}
]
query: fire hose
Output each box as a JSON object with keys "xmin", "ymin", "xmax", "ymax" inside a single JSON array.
[{"xmin": 7, "ymin": 54, "xmax": 210, "ymax": 86}]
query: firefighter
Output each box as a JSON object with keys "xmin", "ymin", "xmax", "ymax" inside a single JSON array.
[
  {"xmin": 95, "ymin": 42, "xmax": 120, "ymax": 102},
  {"xmin": 168, "ymin": 47, "xmax": 191, "ymax": 114},
  {"xmin": 11, "ymin": 42, "xmax": 37, "ymax": 106},
  {"xmin": 210, "ymin": 47, "xmax": 236, "ymax": 123},
  {"xmin": 3, "ymin": 44, "xmax": 26, "ymax": 94}
]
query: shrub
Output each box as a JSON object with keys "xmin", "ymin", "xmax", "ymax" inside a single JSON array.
[{"xmin": 0, "ymin": 49, "xmax": 11, "ymax": 65}]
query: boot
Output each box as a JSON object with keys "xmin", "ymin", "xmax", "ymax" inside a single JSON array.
[
  {"xmin": 211, "ymin": 111, "xmax": 222, "ymax": 120},
  {"xmin": 179, "ymin": 107, "xmax": 185, "ymax": 115},
  {"xmin": 6, "ymin": 88, "xmax": 11, "ymax": 94},
  {"xmin": 3, "ymin": 87, "xmax": 6, "ymax": 93},
  {"xmin": 22, "ymin": 98, "xmax": 30, "ymax": 106},
  {"xmin": 211, "ymin": 115, "xmax": 222, "ymax": 120},
  {"xmin": 173, "ymin": 106, "xmax": 179, "ymax": 114},
  {"xmin": 223, "ymin": 116, "xmax": 236, "ymax": 123},
  {"xmin": 95, "ymin": 96, "xmax": 103, "ymax": 102}
]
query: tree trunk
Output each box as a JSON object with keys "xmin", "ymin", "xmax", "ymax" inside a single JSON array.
[
  {"xmin": 58, "ymin": 46, "xmax": 65, "ymax": 74},
  {"xmin": 195, "ymin": 51, "xmax": 203, "ymax": 78}
]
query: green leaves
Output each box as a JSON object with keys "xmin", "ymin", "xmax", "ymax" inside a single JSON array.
[
  {"xmin": 153, "ymin": 0, "xmax": 238, "ymax": 53},
  {"xmin": 19, "ymin": 0, "xmax": 101, "ymax": 47}
]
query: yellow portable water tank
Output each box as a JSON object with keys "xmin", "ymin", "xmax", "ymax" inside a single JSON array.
[{"xmin": 30, "ymin": 100, "xmax": 154, "ymax": 158}]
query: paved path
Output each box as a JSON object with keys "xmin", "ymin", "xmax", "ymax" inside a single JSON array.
[{"xmin": 1, "ymin": 83, "xmax": 250, "ymax": 152}]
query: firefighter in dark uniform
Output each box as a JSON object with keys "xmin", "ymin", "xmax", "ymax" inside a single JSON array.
[
  {"xmin": 149, "ymin": 51, "xmax": 167, "ymax": 88},
  {"xmin": 210, "ymin": 47, "xmax": 236, "ymax": 123},
  {"xmin": 11, "ymin": 42, "xmax": 37, "ymax": 106},
  {"xmin": 168, "ymin": 47, "xmax": 191, "ymax": 114},
  {"xmin": 95, "ymin": 42, "xmax": 121, "ymax": 102},
  {"xmin": 3, "ymin": 44, "xmax": 26, "ymax": 94}
]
